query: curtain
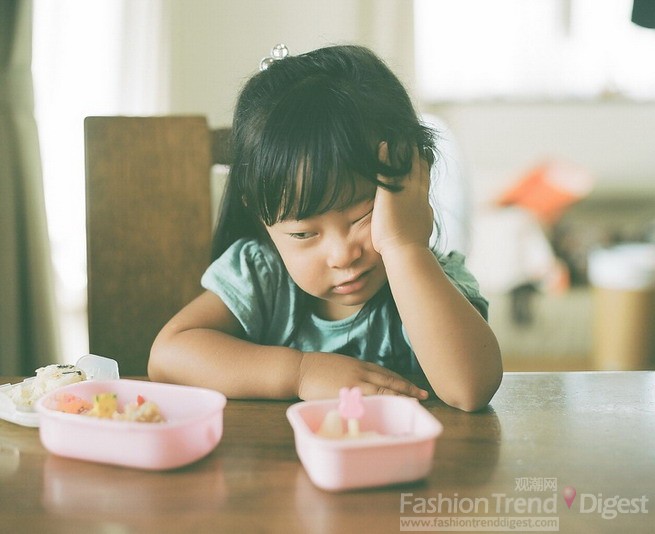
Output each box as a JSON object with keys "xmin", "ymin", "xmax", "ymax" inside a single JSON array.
[
  {"xmin": 0, "ymin": 0, "xmax": 60, "ymax": 374},
  {"xmin": 30, "ymin": 0, "xmax": 168, "ymax": 365}
]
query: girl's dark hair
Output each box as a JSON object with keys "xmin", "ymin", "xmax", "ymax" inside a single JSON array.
[{"xmin": 211, "ymin": 44, "xmax": 436, "ymax": 259}]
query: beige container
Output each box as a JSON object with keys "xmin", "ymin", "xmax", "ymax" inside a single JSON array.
[{"xmin": 588, "ymin": 244, "xmax": 655, "ymax": 370}]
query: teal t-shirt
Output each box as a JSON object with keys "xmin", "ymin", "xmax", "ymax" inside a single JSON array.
[{"xmin": 201, "ymin": 238, "xmax": 488, "ymax": 376}]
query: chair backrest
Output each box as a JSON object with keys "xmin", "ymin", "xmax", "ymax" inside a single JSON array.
[{"xmin": 84, "ymin": 116, "xmax": 231, "ymax": 375}]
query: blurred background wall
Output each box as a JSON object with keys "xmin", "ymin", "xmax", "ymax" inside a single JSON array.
[{"xmin": 11, "ymin": 0, "xmax": 654, "ymax": 371}]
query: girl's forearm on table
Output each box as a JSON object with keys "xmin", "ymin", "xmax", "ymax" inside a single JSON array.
[
  {"xmin": 149, "ymin": 328, "xmax": 303, "ymax": 399},
  {"xmin": 382, "ymin": 245, "xmax": 502, "ymax": 411}
]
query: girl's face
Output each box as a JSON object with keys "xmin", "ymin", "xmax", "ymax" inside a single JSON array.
[{"xmin": 264, "ymin": 182, "xmax": 387, "ymax": 321}]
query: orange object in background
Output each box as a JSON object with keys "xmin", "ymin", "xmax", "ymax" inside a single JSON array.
[{"xmin": 497, "ymin": 161, "xmax": 595, "ymax": 223}]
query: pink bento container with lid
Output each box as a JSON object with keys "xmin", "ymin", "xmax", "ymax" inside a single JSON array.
[
  {"xmin": 36, "ymin": 379, "xmax": 226, "ymax": 470},
  {"xmin": 286, "ymin": 395, "xmax": 443, "ymax": 491}
]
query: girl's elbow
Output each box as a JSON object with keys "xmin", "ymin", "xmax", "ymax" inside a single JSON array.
[
  {"xmin": 448, "ymin": 390, "xmax": 497, "ymax": 412},
  {"xmin": 453, "ymin": 392, "xmax": 496, "ymax": 413},
  {"xmin": 463, "ymin": 371, "xmax": 503, "ymax": 412},
  {"xmin": 148, "ymin": 330, "xmax": 171, "ymax": 382},
  {"xmin": 147, "ymin": 353, "xmax": 164, "ymax": 382},
  {"xmin": 443, "ymin": 369, "xmax": 503, "ymax": 412}
]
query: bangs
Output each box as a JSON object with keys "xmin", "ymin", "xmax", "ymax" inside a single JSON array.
[
  {"xmin": 214, "ymin": 45, "xmax": 438, "ymax": 260},
  {"xmin": 242, "ymin": 80, "xmax": 395, "ymax": 225}
]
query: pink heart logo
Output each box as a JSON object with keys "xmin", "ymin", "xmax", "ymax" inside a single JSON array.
[{"xmin": 563, "ymin": 486, "xmax": 576, "ymax": 509}]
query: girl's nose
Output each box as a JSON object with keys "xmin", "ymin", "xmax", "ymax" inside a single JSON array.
[{"xmin": 326, "ymin": 233, "xmax": 363, "ymax": 269}]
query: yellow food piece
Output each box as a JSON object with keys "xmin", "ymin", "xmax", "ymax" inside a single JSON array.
[{"xmin": 89, "ymin": 393, "xmax": 118, "ymax": 419}]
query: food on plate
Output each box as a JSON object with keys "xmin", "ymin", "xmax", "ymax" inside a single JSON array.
[
  {"xmin": 8, "ymin": 364, "xmax": 87, "ymax": 410},
  {"xmin": 55, "ymin": 391, "xmax": 165, "ymax": 423}
]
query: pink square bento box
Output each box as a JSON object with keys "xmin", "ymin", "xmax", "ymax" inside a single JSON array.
[
  {"xmin": 286, "ymin": 395, "xmax": 443, "ymax": 491},
  {"xmin": 36, "ymin": 379, "xmax": 226, "ymax": 470}
]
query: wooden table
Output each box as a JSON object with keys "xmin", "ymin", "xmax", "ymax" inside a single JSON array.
[{"xmin": 1, "ymin": 372, "xmax": 653, "ymax": 533}]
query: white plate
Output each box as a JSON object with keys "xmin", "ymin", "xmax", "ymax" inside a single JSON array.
[{"xmin": 0, "ymin": 355, "xmax": 119, "ymax": 427}]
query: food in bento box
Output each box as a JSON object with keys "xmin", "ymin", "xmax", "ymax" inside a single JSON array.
[
  {"xmin": 8, "ymin": 364, "xmax": 87, "ymax": 410},
  {"xmin": 88, "ymin": 392, "xmax": 119, "ymax": 418},
  {"xmin": 56, "ymin": 391, "xmax": 166, "ymax": 423},
  {"xmin": 315, "ymin": 387, "xmax": 384, "ymax": 440},
  {"xmin": 116, "ymin": 395, "xmax": 165, "ymax": 423},
  {"xmin": 55, "ymin": 393, "xmax": 93, "ymax": 414},
  {"xmin": 316, "ymin": 409, "xmax": 384, "ymax": 440}
]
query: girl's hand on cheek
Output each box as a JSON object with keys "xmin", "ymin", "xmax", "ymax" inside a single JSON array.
[
  {"xmin": 296, "ymin": 352, "xmax": 428, "ymax": 401},
  {"xmin": 371, "ymin": 142, "xmax": 433, "ymax": 257}
]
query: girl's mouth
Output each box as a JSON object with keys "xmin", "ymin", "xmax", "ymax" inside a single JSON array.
[{"xmin": 332, "ymin": 270, "xmax": 371, "ymax": 295}]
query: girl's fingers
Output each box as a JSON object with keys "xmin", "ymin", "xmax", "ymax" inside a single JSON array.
[
  {"xmin": 377, "ymin": 142, "xmax": 429, "ymax": 186},
  {"xmin": 362, "ymin": 367, "xmax": 429, "ymax": 399},
  {"xmin": 409, "ymin": 146, "xmax": 431, "ymax": 192}
]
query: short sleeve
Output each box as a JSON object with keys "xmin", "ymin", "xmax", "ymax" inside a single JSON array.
[
  {"xmin": 438, "ymin": 250, "xmax": 489, "ymax": 320},
  {"xmin": 201, "ymin": 239, "xmax": 287, "ymax": 341}
]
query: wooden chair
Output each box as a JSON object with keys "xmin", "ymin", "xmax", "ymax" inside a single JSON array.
[{"xmin": 84, "ymin": 116, "xmax": 231, "ymax": 376}]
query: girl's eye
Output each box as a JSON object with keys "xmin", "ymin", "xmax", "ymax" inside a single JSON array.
[
  {"xmin": 288, "ymin": 232, "xmax": 316, "ymax": 240},
  {"xmin": 352, "ymin": 208, "xmax": 373, "ymax": 225}
]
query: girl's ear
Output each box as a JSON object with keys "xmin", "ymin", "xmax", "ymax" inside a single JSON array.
[{"xmin": 377, "ymin": 141, "xmax": 390, "ymax": 165}]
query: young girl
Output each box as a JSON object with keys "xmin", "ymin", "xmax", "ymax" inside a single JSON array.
[{"xmin": 148, "ymin": 45, "xmax": 502, "ymax": 411}]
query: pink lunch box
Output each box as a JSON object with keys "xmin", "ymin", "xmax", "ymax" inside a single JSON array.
[
  {"xmin": 36, "ymin": 379, "xmax": 226, "ymax": 470},
  {"xmin": 286, "ymin": 395, "xmax": 443, "ymax": 491}
]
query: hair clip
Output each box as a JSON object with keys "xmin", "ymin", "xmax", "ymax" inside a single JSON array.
[{"xmin": 259, "ymin": 44, "xmax": 289, "ymax": 71}]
